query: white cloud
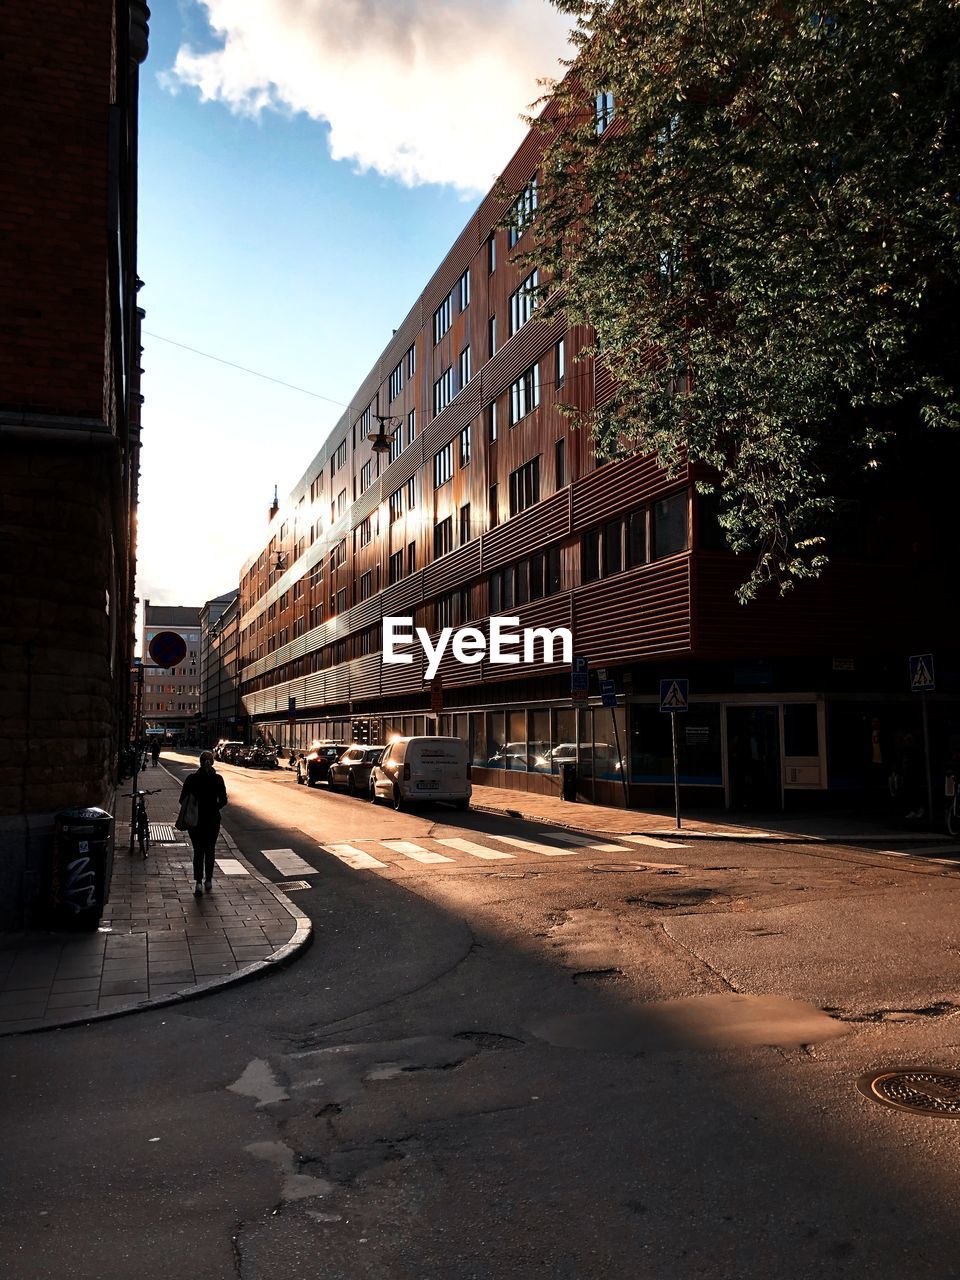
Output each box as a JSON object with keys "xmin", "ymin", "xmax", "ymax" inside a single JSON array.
[{"xmin": 164, "ymin": 0, "xmax": 572, "ymax": 193}]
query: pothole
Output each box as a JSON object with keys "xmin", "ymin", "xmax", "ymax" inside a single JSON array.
[
  {"xmin": 455, "ymin": 1031, "xmax": 524, "ymax": 1050},
  {"xmin": 572, "ymin": 968, "xmax": 624, "ymax": 985},
  {"xmin": 858, "ymin": 1069, "xmax": 960, "ymax": 1117},
  {"xmin": 627, "ymin": 888, "xmax": 726, "ymax": 909}
]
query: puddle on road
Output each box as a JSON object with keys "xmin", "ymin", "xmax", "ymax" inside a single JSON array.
[
  {"xmin": 228, "ymin": 1058, "xmax": 289, "ymax": 1108},
  {"xmin": 529, "ymin": 994, "xmax": 849, "ymax": 1053},
  {"xmin": 245, "ymin": 1140, "xmax": 334, "ymax": 1202}
]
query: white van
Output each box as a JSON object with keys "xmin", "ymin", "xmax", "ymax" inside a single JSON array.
[{"xmin": 369, "ymin": 736, "xmax": 471, "ymax": 811}]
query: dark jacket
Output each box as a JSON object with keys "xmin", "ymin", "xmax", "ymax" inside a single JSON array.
[{"xmin": 180, "ymin": 767, "xmax": 228, "ymax": 828}]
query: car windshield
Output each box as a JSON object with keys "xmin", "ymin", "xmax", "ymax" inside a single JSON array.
[{"xmin": 320, "ymin": 747, "xmax": 342, "ymax": 760}]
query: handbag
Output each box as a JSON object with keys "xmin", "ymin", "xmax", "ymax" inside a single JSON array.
[{"xmin": 175, "ymin": 793, "xmax": 200, "ymax": 831}]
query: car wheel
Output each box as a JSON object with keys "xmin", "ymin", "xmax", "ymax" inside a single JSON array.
[
  {"xmin": 306, "ymin": 773, "xmax": 316, "ymax": 788},
  {"xmin": 347, "ymin": 773, "xmax": 358, "ymax": 796},
  {"xmin": 392, "ymin": 784, "xmax": 404, "ymax": 812},
  {"xmin": 369, "ymin": 781, "xmax": 378, "ymax": 805}
]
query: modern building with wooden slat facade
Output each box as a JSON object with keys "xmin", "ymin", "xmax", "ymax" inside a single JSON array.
[{"xmin": 236, "ymin": 94, "xmax": 956, "ymax": 814}]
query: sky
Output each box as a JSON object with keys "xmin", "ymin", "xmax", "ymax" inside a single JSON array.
[{"xmin": 135, "ymin": 0, "xmax": 572, "ymax": 641}]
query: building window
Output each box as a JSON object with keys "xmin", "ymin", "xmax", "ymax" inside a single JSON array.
[
  {"xmin": 510, "ymin": 362, "xmax": 541, "ymax": 425},
  {"xmin": 582, "ymin": 528, "xmax": 601, "ymax": 582},
  {"xmin": 459, "ymin": 345, "xmax": 472, "ymax": 389},
  {"xmin": 358, "ymin": 515, "xmax": 373, "ymax": 546},
  {"xmin": 389, "ymin": 549, "xmax": 404, "ymax": 584},
  {"xmin": 488, "ymin": 315, "xmax": 496, "ymax": 358},
  {"xmin": 581, "ymin": 507, "xmax": 649, "ymax": 581},
  {"xmin": 595, "ymin": 90, "xmax": 615, "ymax": 134},
  {"xmin": 487, "ymin": 401, "xmax": 498, "ymax": 443},
  {"xmin": 459, "ymin": 503, "xmax": 471, "ymax": 545},
  {"xmin": 509, "ymin": 174, "xmax": 538, "ymax": 248},
  {"xmin": 433, "ymin": 366, "xmax": 455, "ymax": 416},
  {"xmin": 336, "ymin": 587, "xmax": 348, "ymax": 614},
  {"xmin": 433, "ymin": 443, "xmax": 454, "ymax": 489},
  {"xmin": 310, "ymin": 473, "xmax": 324, "ymax": 502},
  {"xmin": 358, "ymin": 571, "xmax": 373, "ymax": 602},
  {"xmin": 555, "ymin": 437, "xmax": 566, "ymax": 489},
  {"xmin": 556, "ymin": 338, "xmax": 565, "ymax": 386},
  {"xmin": 488, "ymin": 231, "xmax": 496, "ymax": 273},
  {"xmin": 407, "ymin": 409, "xmax": 417, "ymax": 446},
  {"xmin": 388, "ymin": 421, "xmax": 403, "ymax": 463},
  {"xmin": 335, "ymin": 488, "xmax": 347, "ymax": 518},
  {"xmin": 407, "ymin": 541, "xmax": 417, "ymax": 575},
  {"xmin": 652, "ymin": 490, "xmax": 690, "ymax": 559},
  {"xmin": 405, "ymin": 474, "xmax": 418, "ymax": 510},
  {"xmin": 388, "ymin": 361, "xmax": 403, "ymax": 402},
  {"xmin": 433, "ymin": 294, "xmax": 452, "ymax": 344},
  {"xmin": 331, "ymin": 438, "xmax": 348, "ymax": 476},
  {"xmin": 459, "ymin": 424, "xmax": 472, "ymax": 468},
  {"xmin": 509, "ymin": 456, "xmax": 541, "ymax": 516},
  {"xmin": 509, "ymin": 269, "xmax": 539, "ymax": 336},
  {"xmin": 459, "ymin": 269, "xmax": 470, "ymax": 310},
  {"xmin": 389, "ymin": 489, "xmax": 403, "ymax": 523},
  {"xmin": 434, "ymin": 516, "xmax": 453, "ymax": 559},
  {"xmin": 359, "ymin": 459, "xmax": 373, "ymax": 494},
  {"xmin": 406, "ymin": 343, "xmax": 416, "ymax": 377},
  {"xmin": 489, "ymin": 483, "xmax": 499, "ymax": 529}
]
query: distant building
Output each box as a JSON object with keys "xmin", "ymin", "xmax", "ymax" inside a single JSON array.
[
  {"xmin": 200, "ymin": 591, "xmax": 243, "ymax": 745},
  {"xmin": 0, "ymin": 1, "xmax": 149, "ymax": 926},
  {"xmin": 141, "ymin": 603, "xmax": 203, "ymax": 740}
]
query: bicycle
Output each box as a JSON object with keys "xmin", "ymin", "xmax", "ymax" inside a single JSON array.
[{"xmin": 125, "ymin": 788, "xmax": 161, "ymax": 857}]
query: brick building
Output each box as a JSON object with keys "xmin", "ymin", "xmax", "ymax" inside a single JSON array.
[
  {"xmin": 237, "ymin": 93, "xmax": 955, "ymax": 814},
  {"xmin": 0, "ymin": 1, "xmax": 149, "ymax": 925},
  {"xmin": 141, "ymin": 603, "xmax": 202, "ymax": 740}
]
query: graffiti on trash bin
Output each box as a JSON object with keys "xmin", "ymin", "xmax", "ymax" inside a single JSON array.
[{"xmin": 63, "ymin": 856, "xmax": 98, "ymax": 913}]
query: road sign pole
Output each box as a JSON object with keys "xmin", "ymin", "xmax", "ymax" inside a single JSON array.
[
  {"xmin": 610, "ymin": 706, "xmax": 628, "ymax": 808},
  {"xmin": 922, "ymin": 692, "xmax": 933, "ymax": 824},
  {"xmin": 671, "ymin": 711, "xmax": 681, "ymax": 830}
]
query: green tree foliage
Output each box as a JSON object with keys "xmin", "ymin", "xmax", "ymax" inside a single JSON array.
[{"xmin": 529, "ymin": 0, "xmax": 960, "ymax": 598}]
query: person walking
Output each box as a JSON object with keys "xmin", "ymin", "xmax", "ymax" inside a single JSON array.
[
  {"xmin": 151, "ymin": 740, "xmax": 161, "ymax": 768},
  {"xmin": 179, "ymin": 750, "xmax": 228, "ymax": 896}
]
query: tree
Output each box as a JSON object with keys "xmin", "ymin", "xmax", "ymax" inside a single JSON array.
[{"xmin": 529, "ymin": 0, "xmax": 960, "ymax": 598}]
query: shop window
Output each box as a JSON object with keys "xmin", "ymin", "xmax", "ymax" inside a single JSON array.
[
  {"xmin": 784, "ymin": 703, "xmax": 819, "ymax": 757},
  {"xmin": 652, "ymin": 490, "xmax": 690, "ymax": 559}
]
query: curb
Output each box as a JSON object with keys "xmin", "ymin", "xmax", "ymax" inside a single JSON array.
[
  {"xmin": 5, "ymin": 803, "xmax": 313, "ymax": 1037},
  {"xmin": 469, "ymin": 801, "xmax": 949, "ymax": 848}
]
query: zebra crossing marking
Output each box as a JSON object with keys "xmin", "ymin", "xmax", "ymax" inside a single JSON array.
[
  {"xmin": 381, "ymin": 840, "xmax": 453, "ymax": 864},
  {"xmin": 619, "ymin": 833, "xmax": 688, "ymax": 850},
  {"xmin": 538, "ymin": 831, "xmax": 632, "ymax": 853},
  {"xmin": 261, "ymin": 847, "xmax": 317, "ymax": 877},
  {"xmin": 326, "ymin": 843, "xmax": 388, "ymax": 869},
  {"xmin": 215, "ymin": 858, "xmax": 250, "ymax": 876},
  {"xmin": 489, "ymin": 833, "xmax": 580, "ymax": 857},
  {"xmin": 436, "ymin": 837, "xmax": 514, "ymax": 861}
]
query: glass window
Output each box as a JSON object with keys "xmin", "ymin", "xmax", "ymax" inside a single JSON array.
[
  {"xmin": 552, "ymin": 709, "xmax": 577, "ymax": 776},
  {"xmin": 784, "ymin": 703, "xmax": 819, "ymax": 757},
  {"xmin": 591, "ymin": 707, "xmax": 626, "ymax": 780},
  {"xmin": 486, "ymin": 711, "xmax": 506, "ymax": 769},
  {"xmin": 547, "ymin": 545, "xmax": 562, "ymax": 594},
  {"xmin": 555, "ymin": 437, "xmax": 566, "ymax": 489},
  {"xmin": 582, "ymin": 528, "xmax": 600, "ymax": 582},
  {"xmin": 628, "ymin": 509, "xmax": 646, "ymax": 567},
  {"xmin": 489, "ymin": 571, "xmax": 502, "ymax": 613},
  {"xmin": 529, "ymin": 710, "xmax": 551, "ymax": 773},
  {"xmin": 470, "ymin": 713, "xmax": 487, "ymax": 768},
  {"xmin": 604, "ymin": 519, "xmax": 623, "ymax": 575},
  {"xmin": 652, "ymin": 490, "xmax": 689, "ymax": 559},
  {"xmin": 507, "ymin": 710, "xmax": 527, "ymax": 771}
]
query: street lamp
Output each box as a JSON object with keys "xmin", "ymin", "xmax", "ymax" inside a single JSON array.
[{"xmin": 368, "ymin": 413, "xmax": 400, "ymax": 455}]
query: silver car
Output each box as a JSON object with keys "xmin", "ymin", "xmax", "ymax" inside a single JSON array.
[{"xmin": 326, "ymin": 745, "xmax": 385, "ymax": 795}]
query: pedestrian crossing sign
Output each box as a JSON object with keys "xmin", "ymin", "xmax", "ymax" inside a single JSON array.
[
  {"xmin": 909, "ymin": 653, "xmax": 935, "ymax": 692},
  {"xmin": 660, "ymin": 678, "xmax": 689, "ymax": 712}
]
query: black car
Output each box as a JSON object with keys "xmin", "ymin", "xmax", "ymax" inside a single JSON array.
[
  {"xmin": 326, "ymin": 745, "xmax": 385, "ymax": 795},
  {"xmin": 296, "ymin": 742, "xmax": 347, "ymax": 787}
]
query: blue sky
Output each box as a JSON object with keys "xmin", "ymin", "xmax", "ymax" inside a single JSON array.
[{"xmin": 135, "ymin": 0, "xmax": 570, "ymax": 632}]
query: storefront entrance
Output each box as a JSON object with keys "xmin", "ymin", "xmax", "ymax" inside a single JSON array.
[{"xmin": 726, "ymin": 706, "xmax": 782, "ymax": 810}]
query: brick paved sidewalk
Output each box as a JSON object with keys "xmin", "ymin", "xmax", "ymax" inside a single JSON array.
[{"xmin": 0, "ymin": 763, "xmax": 310, "ymax": 1035}]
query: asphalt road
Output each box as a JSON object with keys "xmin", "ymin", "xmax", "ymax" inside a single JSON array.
[{"xmin": 3, "ymin": 762, "xmax": 960, "ymax": 1279}]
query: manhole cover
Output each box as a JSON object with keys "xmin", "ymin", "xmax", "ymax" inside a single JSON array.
[
  {"xmin": 590, "ymin": 862, "xmax": 661, "ymax": 874},
  {"xmin": 858, "ymin": 1069, "xmax": 960, "ymax": 1116},
  {"xmin": 275, "ymin": 879, "xmax": 312, "ymax": 892}
]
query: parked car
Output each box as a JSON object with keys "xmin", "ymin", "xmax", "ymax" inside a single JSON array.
[
  {"xmin": 486, "ymin": 741, "xmax": 534, "ymax": 770},
  {"xmin": 370, "ymin": 736, "xmax": 471, "ymax": 811},
  {"xmin": 216, "ymin": 741, "xmax": 245, "ymax": 764},
  {"xmin": 327, "ymin": 745, "xmax": 385, "ymax": 795},
  {"xmin": 296, "ymin": 741, "xmax": 347, "ymax": 787}
]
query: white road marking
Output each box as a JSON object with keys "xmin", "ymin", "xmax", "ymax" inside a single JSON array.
[
  {"xmin": 879, "ymin": 850, "xmax": 911, "ymax": 857},
  {"xmin": 326, "ymin": 843, "xmax": 387, "ymax": 869},
  {"xmin": 215, "ymin": 858, "xmax": 250, "ymax": 876},
  {"xmin": 539, "ymin": 830, "xmax": 630, "ymax": 853},
  {"xmin": 929, "ymin": 858, "xmax": 960, "ymax": 866},
  {"xmin": 490, "ymin": 834, "xmax": 581, "ymax": 857},
  {"xmin": 381, "ymin": 840, "xmax": 453, "ymax": 864},
  {"xmin": 436, "ymin": 837, "xmax": 514, "ymax": 861},
  {"xmin": 619, "ymin": 833, "xmax": 688, "ymax": 850},
  {"xmin": 261, "ymin": 847, "xmax": 317, "ymax": 877}
]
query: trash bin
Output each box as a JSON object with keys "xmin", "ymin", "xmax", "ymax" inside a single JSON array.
[
  {"xmin": 560, "ymin": 761, "xmax": 578, "ymax": 802},
  {"xmin": 50, "ymin": 807, "xmax": 113, "ymax": 931}
]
